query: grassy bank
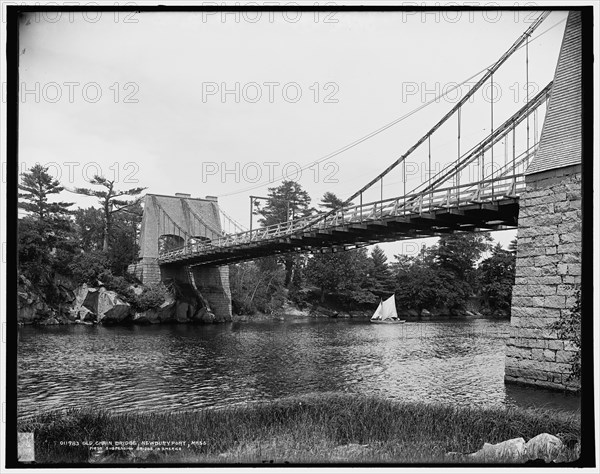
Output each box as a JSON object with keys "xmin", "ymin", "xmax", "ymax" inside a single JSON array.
[{"xmin": 18, "ymin": 393, "xmax": 580, "ymax": 464}]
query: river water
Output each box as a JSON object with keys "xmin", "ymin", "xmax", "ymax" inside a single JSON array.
[{"xmin": 17, "ymin": 317, "xmax": 580, "ymax": 419}]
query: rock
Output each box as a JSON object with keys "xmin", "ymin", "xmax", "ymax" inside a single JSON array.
[
  {"xmin": 128, "ymin": 284, "xmax": 144, "ymax": 296},
  {"xmin": 17, "ymin": 281, "xmax": 53, "ymax": 324},
  {"xmin": 79, "ymin": 306, "xmax": 97, "ymax": 323},
  {"xmin": 191, "ymin": 306, "xmax": 218, "ymax": 323},
  {"xmin": 213, "ymin": 312, "xmax": 225, "ymax": 323},
  {"xmin": 175, "ymin": 302, "xmax": 191, "ymax": 322},
  {"xmin": 189, "ymin": 306, "xmax": 206, "ymax": 322},
  {"xmin": 157, "ymin": 297, "xmax": 176, "ymax": 322},
  {"xmin": 18, "ymin": 295, "xmax": 51, "ymax": 324},
  {"xmin": 96, "ymin": 289, "xmax": 132, "ymax": 324},
  {"xmin": 421, "ymin": 309, "xmax": 431, "ymax": 316},
  {"xmin": 524, "ymin": 433, "xmax": 564, "ymax": 462},
  {"xmin": 132, "ymin": 311, "xmax": 153, "ymax": 324},
  {"xmin": 469, "ymin": 437, "xmax": 526, "ymax": 463},
  {"xmin": 310, "ymin": 305, "xmax": 336, "ymax": 318},
  {"xmin": 200, "ymin": 311, "xmax": 216, "ymax": 323},
  {"xmin": 82, "ymin": 287, "xmax": 100, "ymax": 312},
  {"xmin": 40, "ymin": 317, "xmax": 60, "ymax": 326},
  {"xmin": 70, "ymin": 300, "xmax": 97, "ymax": 323},
  {"xmin": 279, "ymin": 302, "xmax": 309, "ymax": 317}
]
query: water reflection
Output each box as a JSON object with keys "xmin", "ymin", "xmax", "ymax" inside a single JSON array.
[{"xmin": 17, "ymin": 318, "xmax": 579, "ymax": 419}]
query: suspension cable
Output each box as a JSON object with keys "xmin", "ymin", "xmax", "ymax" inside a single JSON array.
[{"xmin": 303, "ymin": 11, "xmax": 550, "ymax": 230}]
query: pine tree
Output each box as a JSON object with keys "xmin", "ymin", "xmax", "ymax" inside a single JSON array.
[
  {"xmin": 74, "ymin": 176, "xmax": 146, "ymax": 252},
  {"xmin": 368, "ymin": 245, "xmax": 394, "ymax": 296},
  {"xmin": 319, "ymin": 191, "xmax": 353, "ymax": 211},
  {"xmin": 256, "ymin": 180, "xmax": 313, "ymax": 226},
  {"xmin": 18, "ymin": 165, "xmax": 75, "ymax": 284},
  {"xmin": 255, "ymin": 180, "xmax": 313, "ymax": 286},
  {"xmin": 18, "ymin": 164, "xmax": 74, "ymax": 221}
]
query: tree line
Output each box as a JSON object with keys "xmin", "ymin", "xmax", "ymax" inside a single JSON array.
[{"xmin": 232, "ymin": 180, "xmax": 517, "ymax": 316}]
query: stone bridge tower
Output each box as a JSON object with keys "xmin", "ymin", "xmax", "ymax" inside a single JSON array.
[
  {"xmin": 505, "ymin": 11, "xmax": 583, "ymax": 391},
  {"xmin": 129, "ymin": 193, "xmax": 232, "ymax": 320}
]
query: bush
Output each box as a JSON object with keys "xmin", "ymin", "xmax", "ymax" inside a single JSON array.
[
  {"xmin": 69, "ymin": 251, "xmax": 110, "ymax": 285},
  {"xmin": 131, "ymin": 284, "xmax": 170, "ymax": 312},
  {"xmin": 551, "ymin": 289, "xmax": 581, "ymax": 383}
]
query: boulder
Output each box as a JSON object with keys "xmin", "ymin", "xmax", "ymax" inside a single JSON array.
[
  {"xmin": 70, "ymin": 299, "xmax": 97, "ymax": 323},
  {"xmin": 18, "ymin": 292, "xmax": 51, "ymax": 324},
  {"xmin": 96, "ymin": 289, "xmax": 132, "ymax": 324},
  {"xmin": 279, "ymin": 302, "xmax": 309, "ymax": 317},
  {"xmin": 40, "ymin": 317, "xmax": 60, "ymax": 326},
  {"xmin": 82, "ymin": 287, "xmax": 100, "ymax": 312},
  {"xmin": 469, "ymin": 437, "xmax": 526, "ymax": 463},
  {"xmin": 69, "ymin": 284, "xmax": 89, "ymax": 316},
  {"xmin": 466, "ymin": 434, "xmax": 567, "ymax": 463},
  {"xmin": 157, "ymin": 296, "xmax": 176, "ymax": 322},
  {"xmin": 79, "ymin": 306, "xmax": 97, "ymax": 323},
  {"xmin": 175, "ymin": 302, "xmax": 191, "ymax": 322},
  {"xmin": 524, "ymin": 433, "xmax": 564, "ymax": 462},
  {"xmin": 132, "ymin": 311, "xmax": 154, "ymax": 324},
  {"xmin": 128, "ymin": 284, "xmax": 144, "ymax": 296},
  {"xmin": 310, "ymin": 305, "xmax": 336, "ymax": 318},
  {"xmin": 190, "ymin": 306, "xmax": 207, "ymax": 323},
  {"xmin": 201, "ymin": 311, "xmax": 216, "ymax": 323}
]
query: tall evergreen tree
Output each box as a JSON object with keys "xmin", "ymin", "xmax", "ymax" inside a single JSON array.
[
  {"xmin": 368, "ymin": 245, "xmax": 394, "ymax": 296},
  {"xmin": 256, "ymin": 180, "xmax": 313, "ymax": 226},
  {"xmin": 18, "ymin": 164, "xmax": 74, "ymax": 221},
  {"xmin": 255, "ymin": 180, "xmax": 313, "ymax": 286},
  {"xmin": 74, "ymin": 176, "xmax": 145, "ymax": 252},
  {"xmin": 18, "ymin": 165, "xmax": 75, "ymax": 285}
]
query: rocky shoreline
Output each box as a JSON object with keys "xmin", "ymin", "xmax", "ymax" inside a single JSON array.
[
  {"xmin": 18, "ymin": 275, "xmax": 508, "ymax": 327},
  {"xmin": 17, "ymin": 275, "xmax": 231, "ymax": 326}
]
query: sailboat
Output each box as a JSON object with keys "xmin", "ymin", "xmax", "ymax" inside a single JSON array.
[{"xmin": 370, "ymin": 294, "xmax": 406, "ymax": 324}]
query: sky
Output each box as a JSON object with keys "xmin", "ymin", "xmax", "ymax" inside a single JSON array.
[{"xmin": 16, "ymin": 7, "xmax": 569, "ymax": 259}]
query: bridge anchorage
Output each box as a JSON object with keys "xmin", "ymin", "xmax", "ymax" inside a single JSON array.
[{"xmin": 132, "ymin": 11, "xmax": 583, "ymax": 392}]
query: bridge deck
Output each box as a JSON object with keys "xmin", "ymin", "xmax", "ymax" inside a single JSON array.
[{"xmin": 159, "ymin": 175, "xmax": 522, "ymax": 267}]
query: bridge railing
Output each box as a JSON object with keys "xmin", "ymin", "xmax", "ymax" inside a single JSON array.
[{"xmin": 158, "ymin": 172, "xmax": 525, "ymax": 262}]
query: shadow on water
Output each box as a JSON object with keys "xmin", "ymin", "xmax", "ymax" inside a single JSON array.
[{"xmin": 17, "ymin": 318, "xmax": 579, "ymax": 418}]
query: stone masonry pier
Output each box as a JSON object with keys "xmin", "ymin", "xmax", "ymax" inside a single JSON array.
[
  {"xmin": 504, "ymin": 11, "xmax": 582, "ymax": 391},
  {"xmin": 505, "ymin": 165, "xmax": 581, "ymax": 390}
]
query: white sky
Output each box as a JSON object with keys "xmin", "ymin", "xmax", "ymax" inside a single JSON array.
[{"xmin": 16, "ymin": 7, "xmax": 569, "ymax": 259}]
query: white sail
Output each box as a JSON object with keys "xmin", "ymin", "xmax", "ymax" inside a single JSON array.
[
  {"xmin": 380, "ymin": 295, "xmax": 398, "ymax": 320},
  {"xmin": 371, "ymin": 301, "xmax": 383, "ymax": 320}
]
